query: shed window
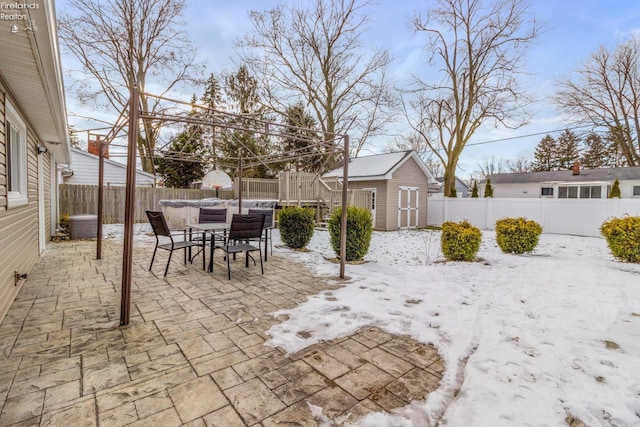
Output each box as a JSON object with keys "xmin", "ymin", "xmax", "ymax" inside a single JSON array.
[
  {"xmin": 6, "ymin": 100, "xmax": 28, "ymax": 208},
  {"xmin": 633, "ymin": 186, "xmax": 640, "ymax": 196}
]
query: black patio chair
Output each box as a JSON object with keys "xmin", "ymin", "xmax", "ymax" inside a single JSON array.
[
  {"xmin": 146, "ymin": 210, "xmax": 201, "ymax": 277},
  {"xmin": 214, "ymin": 214, "xmax": 265, "ymax": 280},
  {"xmin": 190, "ymin": 208, "xmax": 228, "ymax": 263},
  {"xmin": 248, "ymin": 208, "xmax": 275, "ymax": 259}
]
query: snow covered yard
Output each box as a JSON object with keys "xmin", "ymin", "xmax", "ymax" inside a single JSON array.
[
  {"xmin": 110, "ymin": 223, "xmax": 640, "ymax": 426},
  {"xmin": 266, "ymin": 228, "xmax": 640, "ymax": 426}
]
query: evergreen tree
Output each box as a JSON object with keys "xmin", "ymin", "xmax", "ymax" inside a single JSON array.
[
  {"xmin": 282, "ymin": 102, "xmax": 323, "ymax": 172},
  {"xmin": 484, "ymin": 179, "xmax": 493, "ymax": 197},
  {"xmin": 581, "ymin": 132, "xmax": 611, "ymax": 168},
  {"xmin": 217, "ymin": 65, "xmax": 274, "ymax": 178},
  {"xmin": 201, "ymin": 73, "xmax": 224, "ymax": 110},
  {"xmin": 556, "ymin": 129, "xmax": 581, "ymax": 170},
  {"xmin": 606, "ymin": 126, "xmax": 629, "ymax": 167},
  {"xmin": 533, "ymin": 134, "xmax": 559, "ymax": 171},
  {"xmin": 471, "ymin": 180, "xmax": 479, "ymax": 197},
  {"xmin": 155, "ymin": 126, "xmax": 207, "ymax": 188},
  {"xmin": 609, "ymin": 179, "xmax": 621, "ymax": 198}
]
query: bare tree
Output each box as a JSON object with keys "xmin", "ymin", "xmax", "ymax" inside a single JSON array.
[
  {"xmin": 404, "ymin": 0, "xmax": 542, "ymax": 196},
  {"xmin": 238, "ymin": 0, "xmax": 396, "ymax": 158},
  {"xmin": 555, "ymin": 37, "xmax": 640, "ymax": 166},
  {"xmin": 474, "ymin": 156, "xmax": 507, "ymax": 179},
  {"xmin": 59, "ymin": 0, "xmax": 204, "ymax": 172},
  {"xmin": 506, "ymin": 156, "xmax": 533, "ymax": 173}
]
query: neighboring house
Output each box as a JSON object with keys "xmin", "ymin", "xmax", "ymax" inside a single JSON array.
[
  {"xmin": 62, "ymin": 147, "xmax": 156, "ymax": 187},
  {"xmin": 323, "ymin": 150, "xmax": 436, "ymax": 230},
  {"xmin": 434, "ymin": 176, "xmax": 470, "ymax": 197},
  {"xmin": 487, "ymin": 163, "xmax": 640, "ymax": 198},
  {"xmin": 1, "ymin": 2, "xmax": 71, "ymax": 321}
]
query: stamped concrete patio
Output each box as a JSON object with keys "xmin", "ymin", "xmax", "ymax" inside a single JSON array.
[{"xmin": 0, "ymin": 239, "xmax": 443, "ymax": 426}]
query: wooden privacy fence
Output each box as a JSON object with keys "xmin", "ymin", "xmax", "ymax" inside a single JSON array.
[
  {"xmin": 59, "ymin": 185, "xmax": 220, "ymax": 223},
  {"xmin": 60, "ymin": 174, "xmax": 371, "ymax": 224}
]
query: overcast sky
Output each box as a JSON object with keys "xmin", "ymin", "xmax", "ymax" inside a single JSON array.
[{"xmin": 59, "ymin": 0, "xmax": 640, "ymax": 177}]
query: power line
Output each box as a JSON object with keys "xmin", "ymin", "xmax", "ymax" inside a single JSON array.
[{"xmin": 464, "ymin": 122, "xmax": 597, "ymax": 148}]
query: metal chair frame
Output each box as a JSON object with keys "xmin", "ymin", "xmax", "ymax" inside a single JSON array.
[
  {"xmin": 146, "ymin": 210, "xmax": 201, "ymax": 277},
  {"xmin": 214, "ymin": 214, "xmax": 265, "ymax": 279}
]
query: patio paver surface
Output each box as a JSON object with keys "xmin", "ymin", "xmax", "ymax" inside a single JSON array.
[{"xmin": 0, "ymin": 239, "xmax": 443, "ymax": 426}]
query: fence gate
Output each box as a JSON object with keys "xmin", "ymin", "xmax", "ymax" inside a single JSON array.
[{"xmin": 398, "ymin": 186, "xmax": 419, "ymax": 229}]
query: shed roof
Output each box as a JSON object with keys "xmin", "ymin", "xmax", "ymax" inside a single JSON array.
[
  {"xmin": 488, "ymin": 166, "xmax": 640, "ymax": 184},
  {"xmin": 323, "ymin": 150, "xmax": 435, "ymax": 182}
]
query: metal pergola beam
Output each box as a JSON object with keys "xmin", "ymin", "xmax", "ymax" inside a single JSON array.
[{"xmin": 115, "ymin": 89, "xmax": 349, "ymax": 326}]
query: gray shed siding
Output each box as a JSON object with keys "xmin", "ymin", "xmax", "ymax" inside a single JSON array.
[
  {"xmin": 346, "ymin": 180, "xmax": 387, "ymax": 231},
  {"xmin": 387, "ymin": 158, "xmax": 429, "ymax": 230}
]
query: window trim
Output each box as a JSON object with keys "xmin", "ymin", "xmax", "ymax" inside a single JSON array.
[
  {"xmin": 540, "ymin": 187, "xmax": 553, "ymax": 197},
  {"xmin": 558, "ymin": 184, "xmax": 604, "ymax": 199},
  {"xmin": 6, "ymin": 100, "xmax": 28, "ymax": 208}
]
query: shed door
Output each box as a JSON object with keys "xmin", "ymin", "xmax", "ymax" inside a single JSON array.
[
  {"xmin": 362, "ymin": 187, "xmax": 377, "ymax": 228},
  {"xmin": 398, "ymin": 186, "xmax": 419, "ymax": 229}
]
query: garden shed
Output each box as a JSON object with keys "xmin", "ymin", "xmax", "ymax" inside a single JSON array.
[{"xmin": 323, "ymin": 150, "xmax": 436, "ymax": 230}]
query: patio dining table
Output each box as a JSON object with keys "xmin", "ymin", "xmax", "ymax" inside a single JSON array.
[{"xmin": 187, "ymin": 222, "xmax": 230, "ymax": 273}]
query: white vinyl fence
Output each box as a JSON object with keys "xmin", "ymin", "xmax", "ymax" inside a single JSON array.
[{"xmin": 427, "ymin": 196, "xmax": 640, "ymax": 237}]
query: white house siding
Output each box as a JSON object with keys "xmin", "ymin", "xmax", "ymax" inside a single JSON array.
[
  {"xmin": 65, "ymin": 148, "xmax": 155, "ymax": 187},
  {"xmin": 491, "ymin": 182, "xmax": 548, "ymax": 198},
  {"xmin": 0, "ymin": 89, "xmax": 46, "ymax": 321},
  {"xmin": 492, "ymin": 180, "xmax": 640, "ymax": 199}
]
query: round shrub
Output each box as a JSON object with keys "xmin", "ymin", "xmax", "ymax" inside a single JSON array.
[
  {"xmin": 495, "ymin": 217, "xmax": 543, "ymax": 254},
  {"xmin": 278, "ymin": 206, "xmax": 315, "ymax": 249},
  {"xmin": 600, "ymin": 216, "xmax": 640, "ymax": 262},
  {"xmin": 328, "ymin": 206, "xmax": 373, "ymax": 262},
  {"xmin": 441, "ymin": 220, "xmax": 482, "ymax": 261}
]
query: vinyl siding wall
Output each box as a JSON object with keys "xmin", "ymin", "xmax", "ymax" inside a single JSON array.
[
  {"xmin": 345, "ymin": 180, "xmax": 387, "ymax": 231},
  {"xmin": 0, "ymin": 85, "xmax": 51, "ymax": 322},
  {"xmin": 387, "ymin": 158, "xmax": 429, "ymax": 230}
]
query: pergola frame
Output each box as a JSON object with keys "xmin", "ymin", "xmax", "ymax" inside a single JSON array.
[{"xmin": 112, "ymin": 85, "xmax": 350, "ymax": 325}]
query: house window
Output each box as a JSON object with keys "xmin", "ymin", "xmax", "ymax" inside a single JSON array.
[
  {"xmin": 541, "ymin": 187, "xmax": 553, "ymax": 197},
  {"xmin": 6, "ymin": 100, "xmax": 28, "ymax": 208},
  {"xmin": 558, "ymin": 186, "xmax": 578, "ymax": 198},
  {"xmin": 579, "ymin": 186, "xmax": 602, "ymax": 199},
  {"xmin": 633, "ymin": 186, "xmax": 640, "ymax": 196},
  {"xmin": 558, "ymin": 185, "xmax": 603, "ymax": 199}
]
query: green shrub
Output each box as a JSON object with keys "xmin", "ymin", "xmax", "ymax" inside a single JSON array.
[
  {"xmin": 484, "ymin": 179, "xmax": 494, "ymax": 197},
  {"xmin": 278, "ymin": 206, "xmax": 315, "ymax": 249},
  {"xmin": 609, "ymin": 179, "xmax": 621, "ymax": 198},
  {"xmin": 600, "ymin": 216, "xmax": 640, "ymax": 262},
  {"xmin": 328, "ymin": 206, "xmax": 373, "ymax": 262},
  {"xmin": 471, "ymin": 180, "xmax": 479, "ymax": 198},
  {"xmin": 440, "ymin": 220, "xmax": 482, "ymax": 261},
  {"xmin": 495, "ymin": 217, "xmax": 543, "ymax": 254},
  {"xmin": 59, "ymin": 214, "xmax": 70, "ymax": 234}
]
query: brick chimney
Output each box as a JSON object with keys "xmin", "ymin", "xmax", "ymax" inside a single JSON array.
[
  {"xmin": 572, "ymin": 161, "xmax": 580, "ymax": 175},
  {"xmin": 88, "ymin": 134, "xmax": 109, "ymax": 158}
]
